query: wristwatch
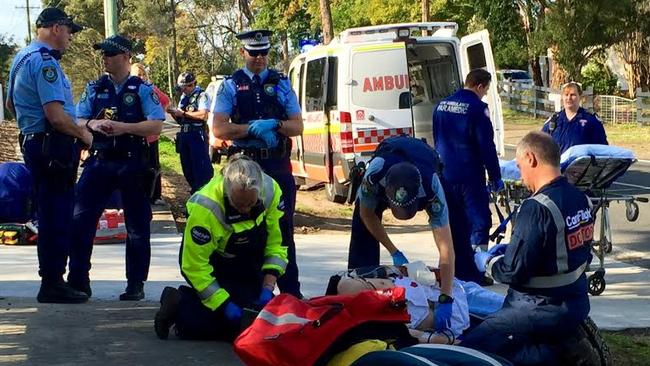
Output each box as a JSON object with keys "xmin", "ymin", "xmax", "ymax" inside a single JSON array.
[
  {"xmin": 85, "ymin": 119, "xmax": 93, "ymax": 132},
  {"xmin": 438, "ymin": 293, "xmax": 454, "ymax": 304}
]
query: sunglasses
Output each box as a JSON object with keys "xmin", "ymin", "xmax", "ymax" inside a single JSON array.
[
  {"xmin": 102, "ymin": 51, "xmax": 125, "ymax": 58},
  {"xmin": 247, "ymin": 49, "xmax": 269, "ymax": 57}
]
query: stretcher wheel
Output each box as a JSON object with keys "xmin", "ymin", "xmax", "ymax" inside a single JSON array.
[
  {"xmin": 588, "ymin": 273, "xmax": 606, "ymax": 296},
  {"xmin": 604, "ymin": 239, "xmax": 612, "ymax": 254},
  {"xmin": 625, "ymin": 201, "xmax": 639, "ymax": 222}
]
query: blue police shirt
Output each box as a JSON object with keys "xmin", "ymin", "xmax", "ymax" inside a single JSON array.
[
  {"xmin": 433, "ymin": 89, "xmax": 501, "ymax": 185},
  {"xmin": 76, "ymin": 75, "xmax": 165, "ymax": 121},
  {"xmin": 7, "ymin": 40, "xmax": 76, "ymax": 134},
  {"xmin": 211, "ymin": 67, "xmax": 300, "ymax": 116},
  {"xmin": 178, "ymin": 86, "xmax": 211, "ymax": 111},
  {"xmin": 488, "ymin": 177, "xmax": 593, "ymax": 299},
  {"xmin": 358, "ymin": 156, "xmax": 449, "ymax": 228},
  {"xmin": 542, "ymin": 108, "xmax": 608, "ymax": 154}
]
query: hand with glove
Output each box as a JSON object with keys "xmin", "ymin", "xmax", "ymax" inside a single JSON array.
[
  {"xmin": 434, "ymin": 295, "xmax": 454, "ymax": 331},
  {"xmin": 223, "ymin": 300, "xmax": 243, "ymax": 324},
  {"xmin": 391, "ymin": 250, "xmax": 409, "ymax": 266},
  {"xmin": 247, "ymin": 119, "xmax": 279, "ymax": 148},
  {"xmin": 474, "ymin": 250, "xmax": 493, "ymax": 273},
  {"xmin": 488, "ymin": 179, "xmax": 505, "ymax": 193},
  {"xmin": 488, "ymin": 243, "xmax": 508, "ymax": 257},
  {"xmin": 254, "ymin": 287, "xmax": 274, "ymax": 308}
]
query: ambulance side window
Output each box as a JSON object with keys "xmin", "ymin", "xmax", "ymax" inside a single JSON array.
[
  {"xmin": 466, "ymin": 43, "xmax": 487, "ymax": 70},
  {"xmin": 305, "ymin": 58, "xmax": 326, "ymax": 112},
  {"xmin": 326, "ymin": 57, "xmax": 338, "ymax": 109},
  {"xmin": 298, "ymin": 63, "xmax": 305, "ymax": 106}
]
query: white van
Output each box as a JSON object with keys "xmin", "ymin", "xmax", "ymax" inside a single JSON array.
[{"xmin": 289, "ymin": 22, "xmax": 504, "ymax": 203}]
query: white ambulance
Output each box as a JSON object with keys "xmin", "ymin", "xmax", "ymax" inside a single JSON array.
[{"xmin": 288, "ymin": 22, "xmax": 504, "ymax": 202}]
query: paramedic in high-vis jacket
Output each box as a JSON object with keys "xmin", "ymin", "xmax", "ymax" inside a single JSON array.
[
  {"xmin": 542, "ymin": 82, "xmax": 608, "ymax": 154},
  {"xmin": 462, "ymin": 132, "xmax": 593, "ymax": 365},
  {"xmin": 433, "ymin": 68, "xmax": 503, "ymax": 285},
  {"xmin": 154, "ymin": 155, "xmax": 288, "ymax": 341}
]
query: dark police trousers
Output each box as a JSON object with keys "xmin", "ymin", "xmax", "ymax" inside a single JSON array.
[
  {"xmin": 175, "ymin": 222, "xmax": 267, "ymax": 341},
  {"xmin": 348, "ymin": 199, "xmax": 390, "ymax": 269},
  {"xmin": 461, "ymin": 288, "xmax": 590, "ymax": 365},
  {"xmin": 442, "ymin": 180, "xmax": 490, "ymax": 283},
  {"xmin": 21, "ymin": 133, "xmax": 79, "ymax": 282},
  {"xmin": 68, "ymin": 154, "xmax": 152, "ymax": 284},
  {"xmin": 176, "ymin": 126, "xmax": 213, "ymax": 193}
]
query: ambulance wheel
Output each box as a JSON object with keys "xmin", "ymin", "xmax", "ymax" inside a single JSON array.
[
  {"xmin": 625, "ymin": 201, "xmax": 639, "ymax": 222},
  {"xmin": 325, "ymin": 182, "xmax": 348, "ymax": 204},
  {"xmin": 588, "ymin": 274, "xmax": 606, "ymax": 296}
]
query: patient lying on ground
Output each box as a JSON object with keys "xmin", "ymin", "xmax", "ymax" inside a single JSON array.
[{"xmin": 326, "ymin": 262, "xmax": 505, "ymax": 344}]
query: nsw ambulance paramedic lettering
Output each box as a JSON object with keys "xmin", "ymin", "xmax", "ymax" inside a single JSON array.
[{"xmin": 436, "ymin": 101, "xmax": 469, "ymax": 114}]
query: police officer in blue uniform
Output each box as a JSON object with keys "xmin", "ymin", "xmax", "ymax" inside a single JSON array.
[
  {"xmin": 211, "ymin": 29, "xmax": 304, "ymax": 298},
  {"xmin": 169, "ymin": 71, "xmax": 214, "ymax": 193},
  {"xmin": 347, "ymin": 136, "xmax": 457, "ymax": 332},
  {"xmin": 67, "ymin": 35, "xmax": 165, "ymax": 301},
  {"xmin": 433, "ymin": 68, "xmax": 503, "ymax": 284},
  {"xmin": 6, "ymin": 8, "xmax": 91, "ymax": 303},
  {"xmin": 464, "ymin": 132, "xmax": 593, "ymax": 365},
  {"xmin": 542, "ymin": 82, "xmax": 608, "ymax": 154}
]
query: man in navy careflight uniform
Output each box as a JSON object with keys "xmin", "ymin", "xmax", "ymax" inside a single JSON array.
[
  {"xmin": 433, "ymin": 68, "xmax": 503, "ymax": 284},
  {"xmin": 211, "ymin": 29, "xmax": 303, "ymax": 298},
  {"xmin": 464, "ymin": 131, "xmax": 593, "ymax": 364},
  {"xmin": 6, "ymin": 7, "xmax": 91, "ymax": 303},
  {"xmin": 68, "ymin": 35, "xmax": 165, "ymax": 301}
]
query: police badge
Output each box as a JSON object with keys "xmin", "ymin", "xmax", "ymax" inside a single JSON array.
[
  {"xmin": 264, "ymin": 84, "xmax": 276, "ymax": 96},
  {"xmin": 42, "ymin": 66, "xmax": 58, "ymax": 83},
  {"xmin": 123, "ymin": 93, "xmax": 136, "ymax": 106},
  {"xmin": 395, "ymin": 187, "xmax": 408, "ymax": 205}
]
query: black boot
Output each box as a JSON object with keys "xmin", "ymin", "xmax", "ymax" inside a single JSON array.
[
  {"xmin": 154, "ymin": 287, "xmax": 181, "ymax": 340},
  {"xmin": 119, "ymin": 281, "xmax": 144, "ymax": 301},
  {"xmin": 37, "ymin": 279, "xmax": 89, "ymax": 304},
  {"xmin": 68, "ymin": 277, "xmax": 92, "ymax": 298}
]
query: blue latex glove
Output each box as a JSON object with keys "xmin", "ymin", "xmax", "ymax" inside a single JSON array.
[
  {"xmin": 248, "ymin": 119, "xmax": 279, "ymax": 136},
  {"xmin": 223, "ymin": 301, "xmax": 242, "ymax": 323},
  {"xmin": 434, "ymin": 301, "xmax": 453, "ymax": 331},
  {"xmin": 488, "ymin": 179, "xmax": 506, "ymax": 193},
  {"xmin": 474, "ymin": 251, "xmax": 493, "ymax": 273},
  {"xmin": 254, "ymin": 287, "xmax": 274, "ymax": 308},
  {"xmin": 488, "ymin": 243, "xmax": 508, "ymax": 257},
  {"xmin": 391, "ymin": 250, "xmax": 409, "ymax": 266}
]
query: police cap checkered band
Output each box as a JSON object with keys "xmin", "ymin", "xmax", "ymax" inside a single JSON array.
[
  {"xmin": 236, "ymin": 29, "xmax": 273, "ymax": 51},
  {"xmin": 384, "ymin": 162, "xmax": 421, "ymax": 220},
  {"xmin": 93, "ymin": 35, "xmax": 133, "ymax": 54},
  {"xmin": 177, "ymin": 72, "xmax": 196, "ymax": 86}
]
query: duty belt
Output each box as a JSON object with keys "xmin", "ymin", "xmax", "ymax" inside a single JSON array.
[
  {"xmin": 91, "ymin": 149, "xmax": 143, "ymax": 160},
  {"xmin": 227, "ymin": 145, "xmax": 288, "ymax": 160},
  {"xmin": 179, "ymin": 123, "xmax": 206, "ymax": 133}
]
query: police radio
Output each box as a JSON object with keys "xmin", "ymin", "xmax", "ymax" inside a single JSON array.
[
  {"xmin": 548, "ymin": 112, "xmax": 559, "ymax": 133},
  {"xmin": 103, "ymin": 107, "xmax": 118, "ymax": 120}
]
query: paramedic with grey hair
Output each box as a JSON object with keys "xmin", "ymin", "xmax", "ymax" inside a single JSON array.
[
  {"xmin": 153, "ymin": 154, "xmax": 288, "ymax": 341},
  {"xmin": 463, "ymin": 131, "xmax": 593, "ymax": 365}
]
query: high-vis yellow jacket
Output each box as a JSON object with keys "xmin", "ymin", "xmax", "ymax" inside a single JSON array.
[{"xmin": 180, "ymin": 172, "xmax": 287, "ymax": 311}]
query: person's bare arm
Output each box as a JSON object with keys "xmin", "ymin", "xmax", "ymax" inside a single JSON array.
[
  {"xmin": 277, "ymin": 112, "xmax": 303, "ymax": 137},
  {"xmin": 432, "ymin": 224, "xmax": 455, "ymax": 297},
  {"xmin": 103, "ymin": 120, "xmax": 163, "ymax": 137},
  {"xmin": 359, "ymin": 204, "xmax": 399, "ymax": 255},
  {"xmin": 43, "ymin": 102, "xmax": 92, "ymax": 146},
  {"xmin": 212, "ymin": 112, "xmax": 249, "ymax": 140}
]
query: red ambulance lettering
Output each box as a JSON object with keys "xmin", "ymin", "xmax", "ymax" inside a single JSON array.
[{"xmin": 363, "ymin": 74, "xmax": 409, "ymax": 92}]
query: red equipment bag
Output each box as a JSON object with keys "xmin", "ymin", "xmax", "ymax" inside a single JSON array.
[{"xmin": 234, "ymin": 287, "xmax": 414, "ymax": 366}]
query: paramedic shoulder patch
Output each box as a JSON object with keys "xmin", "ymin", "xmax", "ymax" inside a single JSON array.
[{"xmin": 190, "ymin": 226, "xmax": 211, "ymax": 245}]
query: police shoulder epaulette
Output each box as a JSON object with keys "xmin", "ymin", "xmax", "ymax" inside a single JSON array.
[
  {"xmin": 38, "ymin": 47, "xmax": 52, "ymax": 60},
  {"xmin": 143, "ymin": 80, "xmax": 153, "ymax": 87}
]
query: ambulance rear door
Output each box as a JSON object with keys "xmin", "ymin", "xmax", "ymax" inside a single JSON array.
[
  {"xmin": 348, "ymin": 43, "xmax": 413, "ymax": 156},
  {"xmin": 459, "ymin": 30, "xmax": 505, "ymax": 156}
]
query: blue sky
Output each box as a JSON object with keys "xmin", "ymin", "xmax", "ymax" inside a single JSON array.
[{"xmin": 0, "ymin": 0, "xmax": 43, "ymax": 46}]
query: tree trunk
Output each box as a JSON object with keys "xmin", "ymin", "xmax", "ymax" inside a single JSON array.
[
  {"xmin": 170, "ymin": 0, "xmax": 178, "ymax": 95},
  {"xmin": 280, "ymin": 31, "xmax": 290, "ymax": 73},
  {"xmin": 320, "ymin": 0, "xmax": 334, "ymax": 45},
  {"xmin": 422, "ymin": 0, "xmax": 429, "ymax": 36},
  {"xmin": 238, "ymin": 0, "xmax": 255, "ymax": 26},
  {"xmin": 530, "ymin": 58, "xmax": 543, "ymax": 86}
]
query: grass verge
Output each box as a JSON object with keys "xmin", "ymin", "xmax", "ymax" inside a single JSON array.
[
  {"xmin": 159, "ymin": 136, "xmax": 182, "ymax": 175},
  {"xmin": 602, "ymin": 329, "xmax": 650, "ymax": 366}
]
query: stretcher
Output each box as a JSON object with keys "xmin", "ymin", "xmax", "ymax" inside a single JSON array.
[{"xmin": 495, "ymin": 144, "xmax": 648, "ymax": 296}]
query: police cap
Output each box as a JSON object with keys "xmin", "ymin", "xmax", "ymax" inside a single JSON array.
[
  {"xmin": 236, "ymin": 29, "xmax": 273, "ymax": 51},
  {"xmin": 177, "ymin": 72, "xmax": 196, "ymax": 86},
  {"xmin": 93, "ymin": 35, "xmax": 133, "ymax": 55},
  {"xmin": 36, "ymin": 7, "xmax": 82, "ymax": 33},
  {"xmin": 384, "ymin": 162, "xmax": 421, "ymax": 220}
]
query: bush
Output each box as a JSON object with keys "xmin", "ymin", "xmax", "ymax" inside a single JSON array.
[{"xmin": 581, "ymin": 59, "xmax": 619, "ymax": 95}]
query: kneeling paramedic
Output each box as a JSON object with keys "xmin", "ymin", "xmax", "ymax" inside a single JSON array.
[
  {"xmin": 67, "ymin": 35, "xmax": 165, "ymax": 301},
  {"xmin": 154, "ymin": 154, "xmax": 288, "ymax": 341},
  {"xmin": 347, "ymin": 135, "xmax": 456, "ymax": 333},
  {"xmin": 462, "ymin": 131, "xmax": 593, "ymax": 365}
]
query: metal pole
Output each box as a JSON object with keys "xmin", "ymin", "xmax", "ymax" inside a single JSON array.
[
  {"xmin": 104, "ymin": 0, "xmax": 118, "ymax": 36},
  {"xmin": 167, "ymin": 47, "xmax": 174, "ymax": 101},
  {"xmin": 26, "ymin": 0, "xmax": 32, "ymax": 43}
]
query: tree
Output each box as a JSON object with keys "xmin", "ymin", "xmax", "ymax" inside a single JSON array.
[
  {"xmin": 319, "ymin": 0, "xmax": 334, "ymax": 44},
  {"xmin": 0, "ymin": 34, "xmax": 18, "ymax": 90},
  {"xmin": 473, "ymin": 0, "xmax": 528, "ymax": 70},
  {"xmin": 615, "ymin": 1, "xmax": 650, "ymax": 97}
]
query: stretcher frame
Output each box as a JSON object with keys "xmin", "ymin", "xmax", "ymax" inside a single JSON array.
[{"xmin": 493, "ymin": 156, "xmax": 648, "ymax": 296}]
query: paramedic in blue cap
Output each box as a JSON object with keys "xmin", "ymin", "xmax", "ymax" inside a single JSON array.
[
  {"xmin": 211, "ymin": 29, "xmax": 304, "ymax": 298},
  {"xmin": 6, "ymin": 7, "xmax": 91, "ymax": 303},
  {"xmin": 432, "ymin": 68, "xmax": 503, "ymax": 284},
  {"xmin": 169, "ymin": 71, "xmax": 214, "ymax": 193},
  {"xmin": 463, "ymin": 131, "xmax": 593, "ymax": 365},
  {"xmin": 67, "ymin": 34, "xmax": 165, "ymax": 301},
  {"xmin": 542, "ymin": 82, "xmax": 608, "ymax": 154},
  {"xmin": 347, "ymin": 135, "xmax": 456, "ymax": 333}
]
